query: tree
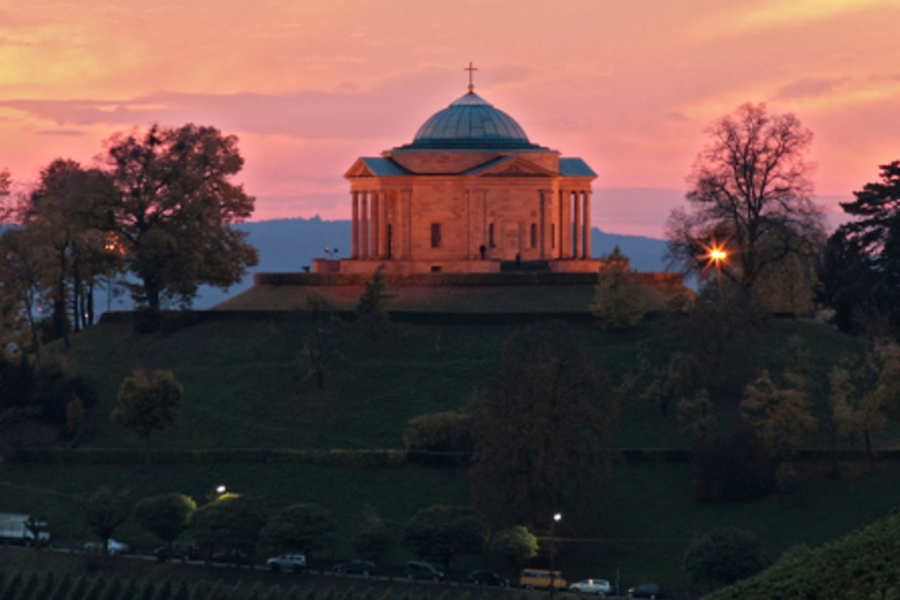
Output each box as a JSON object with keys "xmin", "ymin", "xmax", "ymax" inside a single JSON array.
[
  {"xmin": 740, "ymin": 370, "xmax": 818, "ymax": 461},
  {"xmin": 356, "ymin": 266, "xmax": 391, "ymax": 340},
  {"xmin": 134, "ymin": 493, "xmax": 197, "ymax": 546},
  {"xmin": 82, "ymin": 486, "xmax": 131, "ymax": 555},
  {"xmin": 666, "ymin": 103, "xmax": 825, "ymax": 297},
  {"xmin": 191, "ymin": 493, "xmax": 267, "ymax": 559},
  {"xmin": 590, "ymin": 251, "xmax": 657, "ymax": 331},
  {"xmin": 404, "ymin": 505, "xmax": 488, "ymax": 572},
  {"xmin": 819, "ymin": 228, "xmax": 882, "ymax": 333},
  {"xmin": 469, "ymin": 322, "xmax": 619, "ymax": 528},
  {"xmin": 402, "ymin": 411, "xmax": 472, "ymax": 466},
  {"xmin": 296, "ymin": 296, "xmax": 344, "ymax": 390},
  {"xmin": 829, "ymin": 342, "xmax": 900, "ymax": 465},
  {"xmin": 351, "ymin": 505, "xmax": 393, "ymax": 562},
  {"xmin": 0, "ymin": 228, "xmax": 44, "ymax": 360},
  {"xmin": 110, "ymin": 369, "xmax": 182, "ymax": 464},
  {"xmin": 258, "ymin": 503, "xmax": 336, "ymax": 560},
  {"xmin": 24, "ymin": 159, "xmax": 119, "ymax": 341},
  {"xmin": 826, "ymin": 161, "xmax": 900, "ymax": 334},
  {"xmin": 105, "ymin": 124, "xmax": 258, "ymax": 310},
  {"xmin": 488, "ymin": 525, "xmax": 538, "ymax": 575},
  {"xmin": 683, "ymin": 528, "xmax": 768, "ymax": 592}
]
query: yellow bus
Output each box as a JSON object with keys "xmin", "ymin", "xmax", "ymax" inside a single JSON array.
[{"xmin": 519, "ymin": 569, "xmax": 567, "ymax": 589}]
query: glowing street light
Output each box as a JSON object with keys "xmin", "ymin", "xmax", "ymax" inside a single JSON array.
[
  {"xmin": 709, "ymin": 247, "xmax": 728, "ymax": 263},
  {"xmin": 550, "ymin": 512, "xmax": 563, "ymax": 600},
  {"xmin": 216, "ymin": 484, "xmax": 227, "ymax": 495}
]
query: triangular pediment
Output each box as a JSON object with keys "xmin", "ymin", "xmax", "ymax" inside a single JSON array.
[
  {"xmin": 471, "ymin": 156, "xmax": 554, "ymax": 177},
  {"xmin": 344, "ymin": 158, "xmax": 375, "ymax": 178}
]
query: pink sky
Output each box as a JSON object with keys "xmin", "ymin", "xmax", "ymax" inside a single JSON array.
[{"xmin": 2, "ymin": 0, "xmax": 899, "ymax": 237}]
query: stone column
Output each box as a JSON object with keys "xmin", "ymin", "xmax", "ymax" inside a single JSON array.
[
  {"xmin": 351, "ymin": 191, "xmax": 359, "ymax": 259},
  {"xmin": 538, "ymin": 190, "xmax": 546, "ymax": 259},
  {"xmin": 404, "ymin": 189, "xmax": 412, "ymax": 259},
  {"xmin": 361, "ymin": 192, "xmax": 369, "ymax": 259},
  {"xmin": 582, "ymin": 190, "xmax": 591, "ymax": 259},
  {"xmin": 573, "ymin": 190, "xmax": 582, "ymax": 260},
  {"xmin": 369, "ymin": 192, "xmax": 381, "ymax": 258},
  {"xmin": 381, "ymin": 190, "xmax": 389, "ymax": 258},
  {"xmin": 559, "ymin": 189, "xmax": 568, "ymax": 258}
]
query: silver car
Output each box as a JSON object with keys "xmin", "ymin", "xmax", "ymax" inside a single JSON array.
[
  {"xmin": 266, "ymin": 553, "xmax": 307, "ymax": 572},
  {"xmin": 569, "ymin": 579, "xmax": 612, "ymax": 596}
]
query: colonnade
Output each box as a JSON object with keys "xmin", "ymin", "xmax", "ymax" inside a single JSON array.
[
  {"xmin": 351, "ymin": 190, "xmax": 392, "ymax": 259},
  {"xmin": 558, "ymin": 188, "xmax": 591, "ymax": 259}
]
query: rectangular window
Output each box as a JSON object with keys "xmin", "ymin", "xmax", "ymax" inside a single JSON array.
[
  {"xmin": 530, "ymin": 223, "xmax": 537, "ymax": 248},
  {"xmin": 551, "ymin": 224, "xmax": 555, "ymax": 248},
  {"xmin": 430, "ymin": 223, "xmax": 441, "ymax": 248},
  {"xmin": 430, "ymin": 265, "xmax": 441, "ymax": 272},
  {"xmin": 489, "ymin": 223, "xmax": 495, "ymax": 248}
]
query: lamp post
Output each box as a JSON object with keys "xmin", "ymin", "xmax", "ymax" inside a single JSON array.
[
  {"xmin": 550, "ymin": 512, "xmax": 562, "ymax": 600},
  {"xmin": 323, "ymin": 247, "xmax": 339, "ymax": 288}
]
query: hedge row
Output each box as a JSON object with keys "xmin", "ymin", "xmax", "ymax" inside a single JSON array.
[
  {"xmin": 8, "ymin": 448, "xmax": 407, "ymax": 467},
  {"xmin": 9, "ymin": 446, "xmax": 900, "ymax": 467}
]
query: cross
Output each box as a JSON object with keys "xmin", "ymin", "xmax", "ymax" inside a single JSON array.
[{"xmin": 464, "ymin": 61, "xmax": 478, "ymax": 91}]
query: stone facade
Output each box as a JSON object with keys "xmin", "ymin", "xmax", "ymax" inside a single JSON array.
[{"xmin": 321, "ymin": 88, "xmax": 601, "ymax": 275}]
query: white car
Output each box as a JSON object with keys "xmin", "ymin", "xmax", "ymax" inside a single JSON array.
[
  {"xmin": 84, "ymin": 538, "xmax": 130, "ymax": 555},
  {"xmin": 266, "ymin": 553, "xmax": 307, "ymax": 572},
  {"xmin": 569, "ymin": 579, "xmax": 612, "ymax": 596}
]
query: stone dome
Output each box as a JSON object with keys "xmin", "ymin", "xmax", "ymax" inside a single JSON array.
[{"xmin": 410, "ymin": 91, "xmax": 535, "ymax": 149}]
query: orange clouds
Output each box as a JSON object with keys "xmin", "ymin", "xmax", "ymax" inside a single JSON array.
[{"xmin": 1, "ymin": 0, "xmax": 899, "ymax": 235}]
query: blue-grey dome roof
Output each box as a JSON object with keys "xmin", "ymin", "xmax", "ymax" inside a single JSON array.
[{"xmin": 410, "ymin": 91, "xmax": 535, "ymax": 149}]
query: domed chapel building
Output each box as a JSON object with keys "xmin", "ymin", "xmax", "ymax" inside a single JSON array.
[
  {"xmin": 324, "ymin": 75, "xmax": 605, "ymax": 275},
  {"xmin": 223, "ymin": 68, "xmax": 687, "ymax": 313}
]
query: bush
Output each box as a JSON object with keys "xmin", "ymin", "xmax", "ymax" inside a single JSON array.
[
  {"xmin": 258, "ymin": 503, "xmax": 337, "ymax": 559},
  {"xmin": 683, "ymin": 528, "xmax": 768, "ymax": 592},
  {"xmin": 403, "ymin": 411, "xmax": 472, "ymax": 466}
]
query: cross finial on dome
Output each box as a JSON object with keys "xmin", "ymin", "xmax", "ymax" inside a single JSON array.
[{"xmin": 464, "ymin": 61, "xmax": 478, "ymax": 92}]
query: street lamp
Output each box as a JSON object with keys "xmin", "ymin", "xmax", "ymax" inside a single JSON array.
[
  {"xmin": 323, "ymin": 247, "xmax": 339, "ymax": 287},
  {"xmin": 216, "ymin": 484, "xmax": 227, "ymax": 495},
  {"xmin": 550, "ymin": 512, "xmax": 563, "ymax": 600}
]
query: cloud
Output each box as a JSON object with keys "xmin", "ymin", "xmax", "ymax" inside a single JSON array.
[
  {"xmin": 0, "ymin": 66, "xmax": 477, "ymax": 142},
  {"xmin": 35, "ymin": 128, "xmax": 86, "ymax": 136},
  {"xmin": 774, "ymin": 77, "xmax": 848, "ymax": 99}
]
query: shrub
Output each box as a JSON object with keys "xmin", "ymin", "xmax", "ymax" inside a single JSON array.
[
  {"xmin": 683, "ymin": 528, "xmax": 768, "ymax": 592},
  {"xmin": 403, "ymin": 411, "xmax": 472, "ymax": 466},
  {"xmin": 258, "ymin": 503, "xmax": 337, "ymax": 559}
]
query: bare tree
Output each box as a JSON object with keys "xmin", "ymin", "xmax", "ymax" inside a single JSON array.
[{"xmin": 666, "ymin": 104, "xmax": 825, "ymax": 293}]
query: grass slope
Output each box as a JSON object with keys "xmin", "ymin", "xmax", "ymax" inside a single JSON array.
[{"xmin": 5, "ymin": 314, "xmax": 900, "ymax": 589}]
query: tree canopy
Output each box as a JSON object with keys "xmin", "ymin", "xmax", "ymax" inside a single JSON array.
[
  {"xmin": 258, "ymin": 503, "xmax": 337, "ymax": 559},
  {"xmin": 110, "ymin": 369, "xmax": 182, "ymax": 463},
  {"xmin": 824, "ymin": 161, "xmax": 900, "ymax": 333},
  {"xmin": 105, "ymin": 123, "xmax": 258, "ymax": 309},
  {"xmin": 666, "ymin": 103, "xmax": 825, "ymax": 295},
  {"xmin": 134, "ymin": 493, "xmax": 197, "ymax": 545},
  {"xmin": 469, "ymin": 322, "xmax": 619, "ymax": 529},
  {"xmin": 404, "ymin": 504, "xmax": 488, "ymax": 571}
]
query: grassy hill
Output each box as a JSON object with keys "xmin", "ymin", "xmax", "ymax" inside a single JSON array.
[
  {"xmin": 3, "ymin": 313, "xmax": 899, "ymax": 589},
  {"xmin": 705, "ymin": 508, "xmax": 900, "ymax": 599}
]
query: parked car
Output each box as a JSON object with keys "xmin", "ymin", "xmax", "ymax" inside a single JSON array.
[
  {"xmin": 519, "ymin": 569, "xmax": 567, "ymax": 590},
  {"xmin": 628, "ymin": 583, "xmax": 665, "ymax": 599},
  {"xmin": 405, "ymin": 561, "xmax": 444, "ymax": 581},
  {"xmin": 569, "ymin": 579, "xmax": 612, "ymax": 596},
  {"xmin": 154, "ymin": 543, "xmax": 199, "ymax": 562},
  {"xmin": 333, "ymin": 560, "xmax": 377, "ymax": 576},
  {"xmin": 266, "ymin": 553, "xmax": 307, "ymax": 572},
  {"xmin": 466, "ymin": 570, "xmax": 508, "ymax": 587},
  {"xmin": 84, "ymin": 538, "xmax": 129, "ymax": 555}
]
